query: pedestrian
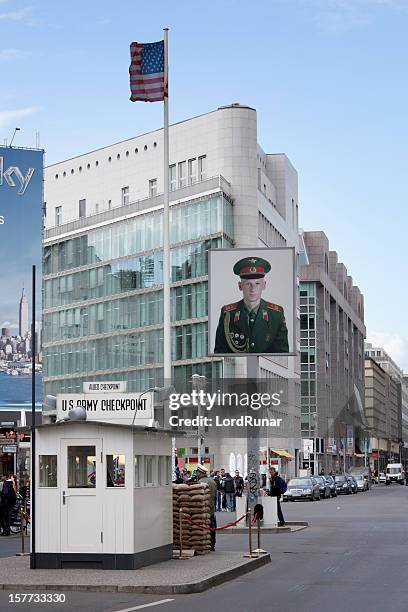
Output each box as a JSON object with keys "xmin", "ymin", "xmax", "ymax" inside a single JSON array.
[
  {"xmin": 196, "ymin": 464, "xmax": 217, "ymax": 551},
  {"xmin": 213, "ymin": 470, "xmax": 222, "ymax": 512},
  {"xmin": 222, "ymin": 472, "xmax": 235, "ymax": 512},
  {"xmin": 220, "ymin": 468, "xmax": 227, "ymax": 510},
  {"xmin": 0, "ymin": 474, "xmax": 16, "ymax": 536},
  {"xmin": 268, "ymin": 467, "xmax": 286, "ymax": 527},
  {"xmin": 233, "ymin": 470, "xmax": 244, "ymax": 510}
]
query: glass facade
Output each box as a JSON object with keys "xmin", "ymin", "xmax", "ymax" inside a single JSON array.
[
  {"xmin": 300, "ymin": 282, "xmax": 317, "ymax": 436},
  {"xmin": 43, "ymin": 194, "xmax": 232, "ymax": 396}
]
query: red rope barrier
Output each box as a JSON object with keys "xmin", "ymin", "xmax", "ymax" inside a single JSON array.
[{"xmin": 182, "ymin": 512, "xmax": 247, "ymax": 531}]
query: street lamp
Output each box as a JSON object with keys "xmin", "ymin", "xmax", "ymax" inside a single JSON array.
[
  {"xmin": 191, "ymin": 374, "xmax": 207, "ymax": 464},
  {"xmin": 131, "ymin": 385, "xmax": 176, "ymax": 427}
]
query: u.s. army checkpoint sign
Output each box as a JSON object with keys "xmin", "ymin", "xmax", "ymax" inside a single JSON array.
[{"xmin": 56, "ymin": 393, "xmax": 153, "ymax": 426}]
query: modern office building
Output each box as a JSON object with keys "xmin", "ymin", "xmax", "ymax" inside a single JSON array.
[
  {"xmin": 43, "ymin": 104, "xmax": 301, "ymax": 471},
  {"xmin": 364, "ymin": 342, "xmax": 407, "ymax": 464},
  {"xmin": 364, "ymin": 357, "xmax": 401, "ymax": 471},
  {"xmin": 299, "ymin": 231, "xmax": 366, "ymax": 473}
]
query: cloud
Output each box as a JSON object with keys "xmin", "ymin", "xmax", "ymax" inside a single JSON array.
[
  {"xmin": 0, "ymin": 8, "xmax": 31, "ymax": 21},
  {"xmin": 367, "ymin": 331, "xmax": 408, "ymax": 372},
  {"xmin": 0, "ymin": 48, "xmax": 31, "ymax": 62},
  {"xmin": 299, "ymin": 0, "xmax": 408, "ymax": 33},
  {"xmin": 0, "ymin": 106, "xmax": 39, "ymax": 128}
]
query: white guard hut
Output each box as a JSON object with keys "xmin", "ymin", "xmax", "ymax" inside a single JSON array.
[{"xmin": 33, "ymin": 420, "xmax": 173, "ymax": 569}]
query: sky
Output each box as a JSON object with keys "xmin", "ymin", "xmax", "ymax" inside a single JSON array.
[{"xmin": 0, "ymin": 0, "xmax": 407, "ymax": 367}]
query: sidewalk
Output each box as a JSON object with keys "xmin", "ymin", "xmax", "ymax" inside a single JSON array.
[{"xmin": 0, "ymin": 551, "xmax": 270, "ymax": 594}]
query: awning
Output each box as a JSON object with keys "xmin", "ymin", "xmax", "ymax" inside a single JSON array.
[{"xmin": 270, "ymin": 449, "xmax": 295, "ymax": 460}]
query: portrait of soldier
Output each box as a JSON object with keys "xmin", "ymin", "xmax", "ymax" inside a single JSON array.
[{"xmin": 214, "ymin": 256, "xmax": 289, "ymax": 354}]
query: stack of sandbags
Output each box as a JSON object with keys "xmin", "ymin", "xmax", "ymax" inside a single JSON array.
[
  {"xmin": 172, "ymin": 482, "xmax": 212, "ymax": 555},
  {"xmin": 172, "ymin": 483, "xmax": 191, "ymax": 551}
]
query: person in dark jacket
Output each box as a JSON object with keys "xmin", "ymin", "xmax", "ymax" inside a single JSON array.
[
  {"xmin": 0, "ymin": 474, "xmax": 16, "ymax": 536},
  {"xmin": 221, "ymin": 472, "xmax": 235, "ymax": 511},
  {"xmin": 233, "ymin": 470, "xmax": 244, "ymax": 510},
  {"xmin": 268, "ymin": 467, "xmax": 286, "ymax": 527}
]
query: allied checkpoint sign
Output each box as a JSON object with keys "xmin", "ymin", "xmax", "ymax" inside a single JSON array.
[
  {"xmin": 0, "ymin": 146, "xmax": 44, "ymax": 409},
  {"xmin": 208, "ymin": 247, "xmax": 296, "ymax": 356},
  {"xmin": 56, "ymin": 392, "xmax": 154, "ymax": 426}
]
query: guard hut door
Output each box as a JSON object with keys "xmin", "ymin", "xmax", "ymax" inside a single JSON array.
[{"xmin": 60, "ymin": 438, "xmax": 103, "ymax": 553}]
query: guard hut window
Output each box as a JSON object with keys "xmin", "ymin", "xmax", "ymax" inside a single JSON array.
[
  {"xmin": 39, "ymin": 455, "xmax": 57, "ymax": 487},
  {"xmin": 158, "ymin": 455, "xmax": 171, "ymax": 485},
  {"xmin": 106, "ymin": 454, "xmax": 126, "ymax": 487},
  {"xmin": 144, "ymin": 455, "xmax": 157, "ymax": 486},
  {"xmin": 134, "ymin": 455, "xmax": 144, "ymax": 487},
  {"xmin": 67, "ymin": 445, "xmax": 96, "ymax": 488}
]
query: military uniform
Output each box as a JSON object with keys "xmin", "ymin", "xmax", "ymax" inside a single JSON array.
[
  {"xmin": 214, "ymin": 298, "xmax": 289, "ymax": 353},
  {"xmin": 213, "ymin": 256, "xmax": 289, "ymax": 354}
]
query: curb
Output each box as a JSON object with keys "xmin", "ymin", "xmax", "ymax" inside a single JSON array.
[{"xmin": 0, "ymin": 554, "xmax": 271, "ymax": 594}]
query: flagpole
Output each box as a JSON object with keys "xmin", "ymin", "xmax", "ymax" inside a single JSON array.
[{"xmin": 163, "ymin": 27, "xmax": 171, "ymax": 387}]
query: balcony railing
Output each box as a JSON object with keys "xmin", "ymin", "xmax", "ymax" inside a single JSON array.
[{"xmin": 45, "ymin": 175, "xmax": 232, "ymax": 240}]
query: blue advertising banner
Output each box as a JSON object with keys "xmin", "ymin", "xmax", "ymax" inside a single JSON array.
[{"xmin": 0, "ymin": 146, "xmax": 43, "ymax": 411}]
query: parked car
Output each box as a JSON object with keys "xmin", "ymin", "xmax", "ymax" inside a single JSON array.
[
  {"xmin": 335, "ymin": 475, "xmax": 352, "ymax": 494},
  {"xmin": 353, "ymin": 474, "xmax": 368, "ymax": 491},
  {"xmin": 374, "ymin": 472, "xmax": 386, "ymax": 484},
  {"xmin": 323, "ymin": 474, "xmax": 338, "ymax": 497},
  {"xmin": 283, "ymin": 477, "xmax": 320, "ymax": 502},
  {"xmin": 350, "ymin": 467, "xmax": 372, "ymax": 489},
  {"xmin": 347, "ymin": 475, "xmax": 358, "ymax": 493},
  {"xmin": 314, "ymin": 475, "xmax": 332, "ymax": 499}
]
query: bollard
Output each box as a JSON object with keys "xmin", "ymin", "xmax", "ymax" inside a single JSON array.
[
  {"xmin": 253, "ymin": 517, "xmax": 267, "ymax": 554},
  {"xmin": 243, "ymin": 510, "xmax": 258, "ymax": 558},
  {"xmin": 179, "ymin": 507, "xmax": 183, "ymax": 558},
  {"xmin": 16, "ymin": 506, "xmax": 29, "ymax": 557},
  {"xmin": 173, "ymin": 508, "xmax": 190, "ymax": 560}
]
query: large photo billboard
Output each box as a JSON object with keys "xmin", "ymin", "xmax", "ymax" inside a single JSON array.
[
  {"xmin": 0, "ymin": 146, "xmax": 43, "ymax": 410},
  {"xmin": 208, "ymin": 247, "xmax": 296, "ymax": 356}
]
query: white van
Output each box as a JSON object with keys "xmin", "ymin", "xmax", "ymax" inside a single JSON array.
[{"xmin": 385, "ymin": 463, "xmax": 405, "ymax": 485}]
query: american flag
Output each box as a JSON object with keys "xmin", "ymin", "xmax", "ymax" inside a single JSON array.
[{"xmin": 129, "ymin": 40, "xmax": 167, "ymax": 102}]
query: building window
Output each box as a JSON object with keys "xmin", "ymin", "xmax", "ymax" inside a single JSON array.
[
  {"xmin": 39, "ymin": 455, "xmax": 57, "ymax": 487},
  {"xmin": 122, "ymin": 186, "xmax": 129, "ymax": 206},
  {"xmin": 188, "ymin": 158, "xmax": 197, "ymax": 185},
  {"xmin": 79, "ymin": 199, "xmax": 86, "ymax": 218},
  {"xmin": 149, "ymin": 179, "xmax": 157, "ymax": 197},
  {"xmin": 198, "ymin": 155, "xmax": 207, "ymax": 181},
  {"xmin": 169, "ymin": 164, "xmax": 177, "ymax": 191},
  {"xmin": 55, "ymin": 206, "xmax": 62, "ymax": 227},
  {"xmin": 178, "ymin": 161, "xmax": 187, "ymax": 188},
  {"xmin": 106, "ymin": 454, "xmax": 125, "ymax": 487}
]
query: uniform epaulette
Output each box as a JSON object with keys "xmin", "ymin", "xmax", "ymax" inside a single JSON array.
[
  {"xmin": 223, "ymin": 303, "xmax": 238, "ymax": 313},
  {"xmin": 266, "ymin": 302, "xmax": 283, "ymax": 312}
]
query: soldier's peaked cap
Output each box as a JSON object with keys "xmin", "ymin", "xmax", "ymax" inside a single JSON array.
[{"xmin": 233, "ymin": 257, "xmax": 271, "ymax": 279}]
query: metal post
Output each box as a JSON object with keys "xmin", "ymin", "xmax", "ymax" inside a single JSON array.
[
  {"xmin": 163, "ymin": 27, "xmax": 171, "ymax": 387},
  {"xmin": 246, "ymin": 356, "xmax": 259, "ymax": 517},
  {"xmin": 179, "ymin": 507, "xmax": 183, "ymax": 558},
  {"xmin": 30, "ymin": 265, "xmax": 36, "ymax": 569},
  {"xmin": 253, "ymin": 516, "xmax": 267, "ymax": 555}
]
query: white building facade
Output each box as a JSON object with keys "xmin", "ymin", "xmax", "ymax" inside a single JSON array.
[{"xmin": 43, "ymin": 104, "xmax": 301, "ymax": 473}]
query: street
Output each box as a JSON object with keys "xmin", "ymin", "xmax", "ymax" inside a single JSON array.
[{"xmin": 0, "ymin": 484, "xmax": 407, "ymax": 612}]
